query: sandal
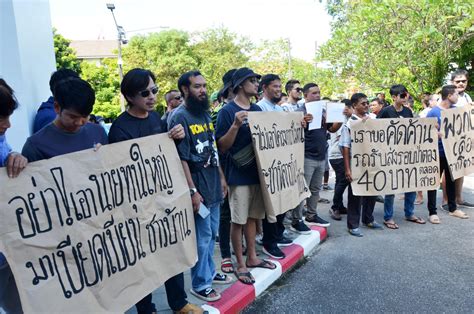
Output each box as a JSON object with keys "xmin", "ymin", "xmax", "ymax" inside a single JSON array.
[
  {"xmin": 234, "ymin": 270, "xmax": 255, "ymax": 285},
  {"xmin": 220, "ymin": 258, "xmax": 234, "ymax": 274},
  {"xmin": 429, "ymin": 215, "xmax": 441, "ymax": 224},
  {"xmin": 212, "ymin": 273, "xmax": 234, "ymax": 285},
  {"xmin": 383, "ymin": 220, "xmax": 399, "ymax": 229},
  {"xmin": 449, "ymin": 209, "xmax": 469, "ymax": 219},
  {"xmin": 190, "ymin": 287, "xmax": 221, "ymax": 302},
  {"xmin": 405, "ymin": 216, "xmax": 426, "ymax": 224},
  {"xmin": 245, "ymin": 259, "xmax": 277, "ymax": 270}
]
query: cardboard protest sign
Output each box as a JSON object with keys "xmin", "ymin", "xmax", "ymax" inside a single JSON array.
[
  {"xmin": 248, "ymin": 112, "xmax": 310, "ymax": 222},
  {"xmin": 0, "ymin": 134, "xmax": 197, "ymax": 313},
  {"xmin": 441, "ymin": 105, "xmax": 474, "ymax": 180},
  {"xmin": 350, "ymin": 118, "xmax": 440, "ymax": 195}
]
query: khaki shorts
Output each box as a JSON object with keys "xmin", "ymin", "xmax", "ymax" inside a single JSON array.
[{"xmin": 228, "ymin": 185, "xmax": 266, "ymax": 225}]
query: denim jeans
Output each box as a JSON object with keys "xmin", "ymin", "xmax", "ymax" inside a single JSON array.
[
  {"xmin": 384, "ymin": 192, "xmax": 416, "ymax": 221},
  {"xmin": 191, "ymin": 202, "xmax": 220, "ymax": 291},
  {"xmin": 0, "ymin": 264, "xmax": 22, "ymax": 314},
  {"xmin": 219, "ymin": 197, "xmax": 231, "ymax": 259},
  {"xmin": 329, "ymin": 158, "xmax": 350, "ymax": 211},
  {"xmin": 304, "ymin": 157, "xmax": 326, "ymax": 218}
]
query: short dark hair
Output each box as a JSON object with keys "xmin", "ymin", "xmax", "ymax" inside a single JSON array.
[
  {"xmin": 285, "ymin": 79, "xmax": 300, "ymax": 94},
  {"xmin": 49, "ymin": 69, "xmax": 80, "ymax": 95},
  {"xmin": 350, "ymin": 93, "xmax": 368, "ymax": 107},
  {"xmin": 389, "ymin": 84, "xmax": 408, "ymax": 97},
  {"xmin": 451, "ymin": 69, "xmax": 468, "ymax": 81},
  {"xmin": 0, "ymin": 79, "xmax": 18, "ymax": 117},
  {"xmin": 281, "ymin": 92, "xmax": 287, "ymax": 97},
  {"xmin": 441, "ymin": 85, "xmax": 457, "ymax": 100},
  {"xmin": 302, "ymin": 83, "xmax": 318, "ymax": 94},
  {"xmin": 370, "ymin": 98, "xmax": 384, "ymax": 106},
  {"xmin": 260, "ymin": 74, "xmax": 280, "ymax": 89},
  {"xmin": 121, "ymin": 68, "xmax": 156, "ymax": 107},
  {"xmin": 341, "ymin": 98, "xmax": 351, "ymax": 108},
  {"xmin": 165, "ymin": 89, "xmax": 179, "ymax": 103},
  {"xmin": 178, "ymin": 70, "xmax": 202, "ymax": 96},
  {"xmin": 54, "ymin": 78, "xmax": 95, "ymax": 116}
]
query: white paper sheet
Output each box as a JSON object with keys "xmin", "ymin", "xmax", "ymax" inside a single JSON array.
[
  {"xmin": 306, "ymin": 101, "xmax": 325, "ymax": 130},
  {"xmin": 326, "ymin": 102, "xmax": 346, "ymax": 122}
]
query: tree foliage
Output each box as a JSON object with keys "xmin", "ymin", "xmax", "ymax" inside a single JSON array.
[
  {"xmin": 319, "ymin": 0, "xmax": 474, "ymax": 99},
  {"xmin": 53, "ymin": 28, "xmax": 81, "ymax": 73}
]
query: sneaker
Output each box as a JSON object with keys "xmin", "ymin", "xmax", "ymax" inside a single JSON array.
[
  {"xmin": 282, "ymin": 229, "xmax": 291, "ymax": 238},
  {"xmin": 305, "ymin": 214, "xmax": 331, "ymax": 227},
  {"xmin": 277, "ymin": 236, "xmax": 293, "ymax": 247},
  {"xmin": 174, "ymin": 303, "xmax": 204, "ymax": 314},
  {"xmin": 329, "ymin": 209, "xmax": 342, "ymax": 221},
  {"xmin": 262, "ymin": 245, "xmax": 285, "ymax": 259},
  {"xmin": 363, "ymin": 221, "xmax": 384, "ymax": 230},
  {"xmin": 457, "ymin": 201, "xmax": 474, "ymax": 208},
  {"xmin": 290, "ymin": 220, "xmax": 311, "ymax": 234},
  {"xmin": 318, "ymin": 198, "xmax": 330, "ymax": 204},
  {"xmin": 255, "ymin": 233, "xmax": 263, "ymax": 245},
  {"xmin": 323, "ymin": 184, "xmax": 333, "ymax": 190},
  {"xmin": 348, "ymin": 228, "xmax": 363, "ymax": 237}
]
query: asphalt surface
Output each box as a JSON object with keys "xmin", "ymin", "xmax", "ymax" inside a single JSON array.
[{"xmin": 244, "ymin": 184, "xmax": 474, "ymax": 313}]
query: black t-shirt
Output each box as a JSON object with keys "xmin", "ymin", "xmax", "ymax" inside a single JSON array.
[
  {"xmin": 108, "ymin": 111, "xmax": 166, "ymax": 143},
  {"xmin": 215, "ymin": 101, "xmax": 261, "ymax": 186},
  {"xmin": 297, "ymin": 105, "xmax": 330, "ymax": 161},
  {"xmin": 377, "ymin": 105, "xmax": 413, "ymax": 119},
  {"xmin": 168, "ymin": 105, "xmax": 222, "ymax": 206},
  {"xmin": 22, "ymin": 123, "xmax": 108, "ymax": 162}
]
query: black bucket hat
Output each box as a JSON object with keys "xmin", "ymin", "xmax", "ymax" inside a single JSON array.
[
  {"xmin": 231, "ymin": 67, "xmax": 261, "ymax": 92},
  {"xmin": 220, "ymin": 69, "xmax": 237, "ymax": 96}
]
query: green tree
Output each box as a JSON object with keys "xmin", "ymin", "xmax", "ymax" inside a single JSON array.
[
  {"xmin": 53, "ymin": 28, "xmax": 81, "ymax": 73},
  {"xmin": 319, "ymin": 0, "xmax": 474, "ymax": 100}
]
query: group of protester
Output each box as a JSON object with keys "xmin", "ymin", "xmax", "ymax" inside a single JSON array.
[{"xmin": 0, "ymin": 66, "xmax": 472, "ymax": 313}]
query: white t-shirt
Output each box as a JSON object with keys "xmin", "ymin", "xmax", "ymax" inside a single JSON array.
[{"xmin": 455, "ymin": 92, "xmax": 472, "ymax": 107}]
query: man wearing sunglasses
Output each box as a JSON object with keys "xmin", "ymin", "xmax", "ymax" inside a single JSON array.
[
  {"xmin": 377, "ymin": 84, "xmax": 426, "ymax": 229},
  {"xmin": 448, "ymin": 69, "xmax": 474, "ymax": 209},
  {"xmin": 281, "ymin": 79, "xmax": 303, "ymax": 112},
  {"xmin": 162, "ymin": 89, "xmax": 183, "ymax": 123}
]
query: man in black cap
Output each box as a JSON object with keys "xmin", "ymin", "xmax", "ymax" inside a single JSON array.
[{"xmin": 216, "ymin": 67, "xmax": 277, "ymax": 284}]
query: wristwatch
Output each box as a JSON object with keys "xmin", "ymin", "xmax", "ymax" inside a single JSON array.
[{"xmin": 190, "ymin": 188, "xmax": 198, "ymax": 196}]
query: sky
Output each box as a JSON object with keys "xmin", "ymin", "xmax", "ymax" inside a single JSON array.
[{"xmin": 49, "ymin": 0, "xmax": 333, "ymax": 61}]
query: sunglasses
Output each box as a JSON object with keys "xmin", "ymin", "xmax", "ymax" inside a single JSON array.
[
  {"xmin": 139, "ymin": 86, "xmax": 159, "ymax": 97},
  {"xmin": 454, "ymin": 80, "xmax": 467, "ymax": 84},
  {"xmin": 174, "ymin": 95, "xmax": 182, "ymax": 100},
  {"xmin": 295, "ymin": 87, "xmax": 303, "ymax": 92}
]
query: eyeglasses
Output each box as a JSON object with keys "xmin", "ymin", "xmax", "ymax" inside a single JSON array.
[
  {"xmin": 295, "ymin": 88, "xmax": 303, "ymax": 92},
  {"xmin": 454, "ymin": 80, "xmax": 467, "ymax": 84},
  {"xmin": 399, "ymin": 92, "xmax": 408, "ymax": 98},
  {"xmin": 174, "ymin": 95, "xmax": 182, "ymax": 100},
  {"xmin": 139, "ymin": 86, "xmax": 159, "ymax": 97}
]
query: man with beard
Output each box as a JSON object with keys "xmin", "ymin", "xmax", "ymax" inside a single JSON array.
[
  {"xmin": 168, "ymin": 70, "xmax": 230, "ymax": 302},
  {"xmin": 281, "ymin": 79, "xmax": 303, "ymax": 112},
  {"xmin": 161, "ymin": 89, "xmax": 183, "ymax": 122},
  {"xmin": 216, "ymin": 67, "xmax": 277, "ymax": 284}
]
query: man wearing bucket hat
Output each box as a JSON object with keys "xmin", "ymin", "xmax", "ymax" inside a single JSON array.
[{"xmin": 216, "ymin": 67, "xmax": 277, "ymax": 285}]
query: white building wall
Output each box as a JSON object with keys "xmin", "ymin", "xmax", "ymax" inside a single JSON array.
[{"xmin": 0, "ymin": 0, "xmax": 56, "ymax": 151}]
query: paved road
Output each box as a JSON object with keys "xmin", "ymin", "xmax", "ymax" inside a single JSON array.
[{"xmin": 244, "ymin": 184, "xmax": 474, "ymax": 313}]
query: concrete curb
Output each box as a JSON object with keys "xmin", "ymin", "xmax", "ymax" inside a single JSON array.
[{"xmin": 204, "ymin": 226, "xmax": 327, "ymax": 313}]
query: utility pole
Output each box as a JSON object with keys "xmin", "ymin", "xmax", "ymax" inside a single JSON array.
[{"xmin": 106, "ymin": 3, "xmax": 127, "ymax": 112}]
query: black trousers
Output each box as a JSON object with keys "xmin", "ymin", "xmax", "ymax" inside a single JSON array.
[
  {"xmin": 346, "ymin": 184, "xmax": 376, "ymax": 229},
  {"xmin": 330, "ymin": 158, "xmax": 350, "ymax": 211},
  {"xmin": 427, "ymin": 156, "xmax": 456, "ymax": 215},
  {"xmin": 262, "ymin": 213, "xmax": 286, "ymax": 248},
  {"xmin": 135, "ymin": 272, "xmax": 187, "ymax": 313},
  {"xmin": 219, "ymin": 197, "xmax": 231, "ymax": 258}
]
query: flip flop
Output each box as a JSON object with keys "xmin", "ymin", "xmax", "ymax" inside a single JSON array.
[
  {"xmin": 383, "ymin": 221, "xmax": 399, "ymax": 229},
  {"xmin": 449, "ymin": 209, "xmax": 469, "ymax": 219},
  {"xmin": 429, "ymin": 215, "xmax": 441, "ymax": 224},
  {"xmin": 234, "ymin": 270, "xmax": 255, "ymax": 285},
  {"xmin": 405, "ymin": 216, "xmax": 426, "ymax": 224},
  {"xmin": 221, "ymin": 258, "xmax": 234, "ymax": 274},
  {"xmin": 245, "ymin": 259, "xmax": 277, "ymax": 270}
]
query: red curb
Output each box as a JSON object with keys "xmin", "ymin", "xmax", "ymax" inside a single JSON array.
[
  {"xmin": 310, "ymin": 226, "xmax": 328, "ymax": 241},
  {"xmin": 278, "ymin": 244, "xmax": 304, "ymax": 273},
  {"xmin": 209, "ymin": 281, "xmax": 255, "ymax": 314}
]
